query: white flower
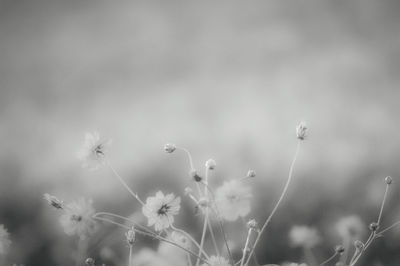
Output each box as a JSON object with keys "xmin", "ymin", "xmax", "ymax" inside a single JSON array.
[
  {"xmin": 202, "ymin": 256, "xmax": 231, "ymax": 266},
  {"xmin": 142, "ymin": 191, "xmax": 181, "ymax": 231},
  {"xmin": 289, "ymin": 225, "xmax": 320, "ymax": 248},
  {"xmin": 215, "ymin": 180, "xmax": 251, "ymax": 221},
  {"xmin": 335, "ymin": 215, "xmax": 365, "ymax": 240},
  {"xmin": 0, "ymin": 224, "xmax": 11, "ymax": 255},
  {"xmin": 59, "ymin": 198, "xmax": 96, "ymax": 239},
  {"xmin": 77, "ymin": 132, "xmax": 111, "ymax": 170}
]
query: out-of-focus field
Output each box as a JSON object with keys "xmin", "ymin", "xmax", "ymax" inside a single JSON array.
[{"xmin": 1, "ymin": 0, "xmax": 400, "ymax": 265}]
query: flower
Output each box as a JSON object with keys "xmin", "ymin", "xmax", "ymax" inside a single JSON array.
[
  {"xmin": 289, "ymin": 225, "xmax": 320, "ymax": 248},
  {"xmin": 215, "ymin": 180, "xmax": 251, "ymax": 221},
  {"xmin": 59, "ymin": 198, "xmax": 96, "ymax": 239},
  {"xmin": 0, "ymin": 224, "xmax": 11, "ymax": 255},
  {"xmin": 296, "ymin": 121, "xmax": 307, "ymax": 140},
  {"xmin": 201, "ymin": 256, "xmax": 231, "ymax": 266},
  {"xmin": 246, "ymin": 170, "xmax": 256, "ymax": 178},
  {"xmin": 43, "ymin": 193, "xmax": 64, "ymax": 209},
  {"xmin": 142, "ymin": 191, "xmax": 181, "ymax": 231},
  {"xmin": 77, "ymin": 132, "xmax": 111, "ymax": 170},
  {"xmin": 335, "ymin": 215, "xmax": 365, "ymax": 240}
]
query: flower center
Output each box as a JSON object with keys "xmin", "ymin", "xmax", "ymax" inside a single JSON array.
[
  {"xmin": 157, "ymin": 204, "xmax": 170, "ymax": 215},
  {"xmin": 71, "ymin": 215, "xmax": 82, "ymax": 222},
  {"xmin": 93, "ymin": 144, "xmax": 104, "ymax": 156}
]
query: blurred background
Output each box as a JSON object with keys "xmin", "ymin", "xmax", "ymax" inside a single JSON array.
[{"xmin": 1, "ymin": 0, "xmax": 400, "ymax": 265}]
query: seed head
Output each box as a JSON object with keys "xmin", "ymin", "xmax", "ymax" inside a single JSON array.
[
  {"xmin": 385, "ymin": 176, "xmax": 392, "ymax": 185},
  {"xmin": 296, "ymin": 121, "xmax": 308, "ymax": 140},
  {"xmin": 43, "ymin": 193, "xmax": 64, "ymax": 209},
  {"xmin": 164, "ymin": 143, "xmax": 176, "ymax": 153},
  {"xmin": 85, "ymin": 258, "xmax": 95, "ymax": 266},
  {"xmin": 205, "ymin": 159, "xmax": 216, "ymax": 170},
  {"xmin": 246, "ymin": 170, "xmax": 256, "ymax": 178},
  {"xmin": 125, "ymin": 227, "xmax": 136, "ymax": 245},
  {"xmin": 369, "ymin": 222, "xmax": 379, "ymax": 232},
  {"xmin": 335, "ymin": 244, "xmax": 345, "ymax": 254},
  {"xmin": 190, "ymin": 169, "xmax": 202, "ymax": 182}
]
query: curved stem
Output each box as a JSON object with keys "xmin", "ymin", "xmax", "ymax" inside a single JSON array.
[
  {"xmin": 378, "ymin": 221, "xmax": 400, "ymax": 235},
  {"xmin": 177, "ymin": 147, "xmax": 195, "ymax": 171},
  {"xmin": 107, "ymin": 161, "xmax": 145, "ymax": 206},
  {"xmin": 93, "ymin": 212, "xmax": 155, "ymax": 235},
  {"xmin": 196, "ymin": 209, "xmax": 209, "ymax": 266},
  {"xmin": 320, "ymin": 252, "xmax": 337, "ymax": 266},
  {"xmin": 245, "ymin": 141, "xmax": 301, "ymax": 266}
]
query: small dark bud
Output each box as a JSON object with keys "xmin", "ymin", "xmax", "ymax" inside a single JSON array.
[
  {"xmin": 335, "ymin": 245, "xmax": 345, "ymax": 254},
  {"xmin": 190, "ymin": 170, "xmax": 202, "ymax": 182},
  {"xmin": 369, "ymin": 222, "xmax": 379, "ymax": 232}
]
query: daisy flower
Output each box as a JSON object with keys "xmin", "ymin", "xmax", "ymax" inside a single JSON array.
[
  {"xmin": 77, "ymin": 131, "xmax": 111, "ymax": 170},
  {"xmin": 335, "ymin": 215, "xmax": 365, "ymax": 240},
  {"xmin": 215, "ymin": 180, "xmax": 252, "ymax": 221},
  {"xmin": 142, "ymin": 191, "xmax": 181, "ymax": 231},
  {"xmin": 289, "ymin": 225, "xmax": 320, "ymax": 248},
  {"xmin": 59, "ymin": 198, "xmax": 96, "ymax": 240},
  {"xmin": 0, "ymin": 224, "xmax": 11, "ymax": 255},
  {"xmin": 201, "ymin": 256, "xmax": 231, "ymax": 266}
]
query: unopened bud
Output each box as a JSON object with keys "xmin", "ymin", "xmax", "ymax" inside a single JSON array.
[
  {"xmin": 335, "ymin": 245, "xmax": 345, "ymax": 254},
  {"xmin": 246, "ymin": 170, "xmax": 256, "ymax": 178},
  {"xmin": 43, "ymin": 193, "xmax": 63, "ymax": 209},
  {"xmin": 85, "ymin": 258, "xmax": 95, "ymax": 266},
  {"xmin": 354, "ymin": 240, "xmax": 364, "ymax": 250},
  {"xmin": 369, "ymin": 222, "xmax": 379, "ymax": 232},
  {"xmin": 296, "ymin": 121, "xmax": 308, "ymax": 140},
  {"xmin": 190, "ymin": 169, "xmax": 202, "ymax": 182},
  {"xmin": 247, "ymin": 219, "xmax": 258, "ymax": 231},
  {"xmin": 205, "ymin": 159, "xmax": 216, "ymax": 170},
  {"xmin": 164, "ymin": 143, "xmax": 176, "ymax": 153},
  {"xmin": 385, "ymin": 176, "xmax": 392, "ymax": 185},
  {"xmin": 198, "ymin": 197, "xmax": 209, "ymax": 208},
  {"xmin": 125, "ymin": 227, "xmax": 136, "ymax": 245}
]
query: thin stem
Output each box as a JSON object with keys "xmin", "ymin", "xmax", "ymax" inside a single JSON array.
[
  {"xmin": 196, "ymin": 209, "xmax": 209, "ymax": 266},
  {"xmin": 128, "ymin": 245, "xmax": 132, "ymax": 266},
  {"xmin": 378, "ymin": 220, "xmax": 400, "ymax": 235},
  {"xmin": 245, "ymin": 141, "xmax": 301, "ymax": 266},
  {"xmin": 240, "ymin": 229, "xmax": 252, "ymax": 266},
  {"xmin": 377, "ymin": 184, "xmax": 389, "ymax": 225},
  {"xmin": 177, "ymin": 147, "xmax": 195, "ymax": 171},
  {"xmin": 320, "ymin": 252, "xmax": 338, "ymax": 266},
  {"xmin": 107, "ymin": 161, "xmax": 145, "ymax": 206},
  {"xmin": 207, "ymin": 219, "xmax": 220, "ymax": 257}
]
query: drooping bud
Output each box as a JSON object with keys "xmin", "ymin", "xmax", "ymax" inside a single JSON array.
[
  {"xmin": 296, "ymin": 121, "xmax": 308, "ymax": 140},
  {"xmin": 190, "ymin": 169, "xmax": 202, "ymax": 182},
  {"xmin": 246, "ymin": 219, "xmax": 259, "ymax": 231},
  {"xmin": 354, "ymin": 240, "xmax": 364, "ymax": 250},
  {"xmin": 164, "ymin": 143, "xmax": 176, "ymax": 153},
  {"xmin": 205, "ymin": 159, "xmax": 216, "ymax": 170},
  {"xmin": 385, "ymin": 176, "xmax": 392, "ymax": 185}
]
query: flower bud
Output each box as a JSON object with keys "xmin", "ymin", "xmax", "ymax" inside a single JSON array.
[
  {"xmin": 369, "ymin": 222, "xmax": 379, "ymax": 232},
  {"xmin": 85, "ymin": 258, "xmax": 95, "ymax": 266},
  {"xmin": 335, "ymin": 244, "xmax": 345, "ymax": 254},
  {"xmin": 246, "ymin": 170, "xmax": 256, "ymax": 178},
  {"xmin": 190, "ymin": 169, "xmax": 202, "ymax": 182},
  {"xmin": 385, "ymin": 176, "xmax": 392, "ymax": 185},
  {"xmin": 164, "ymin": 143, "xmax": 176, "ymax": 153},
  {"xmin": 354, "ymin": 240, "xmax": 364, "ymax": 250},
  {"xmin": 43, "ymin": 193, "xmax": 63, "ymax": 210},
  {"xmin": 205, "ymin": 159, "xmax": 216, "ymax": 170},
  {"xmin": 125, "ymin": 227, "xmax": 136, "ymax": 245},
  {"xmin": 247, "ymin": 219, "xmax": 258, "ymax": 231},
  {"xmin": 296, "ymin": 121, "xmax": 308, "ymax": 140}
]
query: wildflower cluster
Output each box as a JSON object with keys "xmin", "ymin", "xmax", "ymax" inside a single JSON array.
[{"xmin": 38, "ymin": 122, "xmax": 400, "ymax": 266}]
